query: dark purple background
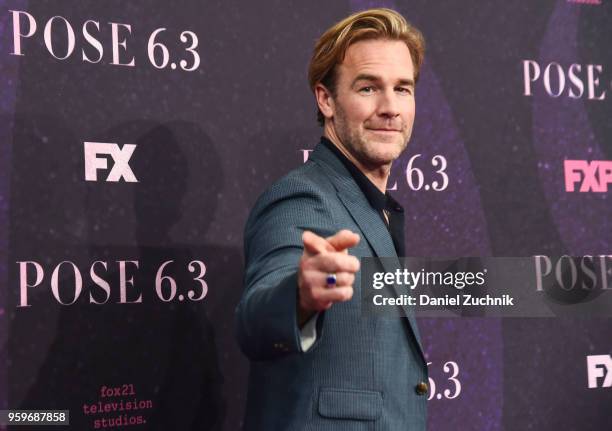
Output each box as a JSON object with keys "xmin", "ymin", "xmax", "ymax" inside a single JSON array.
[{"xmin": 1, "ymin": 0, "xmax": 610, "ymax": 429}]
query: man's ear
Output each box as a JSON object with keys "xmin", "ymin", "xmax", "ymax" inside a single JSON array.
[{"xmin": 314, "ymin": 83, "xmax": 335, "ymax": 120}]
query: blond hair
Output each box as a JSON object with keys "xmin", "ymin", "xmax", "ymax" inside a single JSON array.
[{"xmin": 308, "ymin": 8, "xmax": 425, "ymax": 125}]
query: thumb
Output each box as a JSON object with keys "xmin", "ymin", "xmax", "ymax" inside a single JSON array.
[
  {"xmin": 326, "ymin": 229, "xmax": 360, "ymax": 252},
  {"xmin": 302, "ymin": 230, "xmax": 335, "ymax": 256}
]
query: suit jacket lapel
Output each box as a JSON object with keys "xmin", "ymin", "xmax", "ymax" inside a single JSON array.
[{"xmin": 311, "ymin": 143, "xmax": 426, "ymax": 361}]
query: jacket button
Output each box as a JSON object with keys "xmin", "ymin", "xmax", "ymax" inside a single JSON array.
[{"xmin": 415, "ymin": 381, "xmax": 428, "ymax": 396}]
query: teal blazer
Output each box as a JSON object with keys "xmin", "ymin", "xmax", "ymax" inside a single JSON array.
[{"xmin": 236, "ymin": 141, "xmax": 428, "ymax": 430}]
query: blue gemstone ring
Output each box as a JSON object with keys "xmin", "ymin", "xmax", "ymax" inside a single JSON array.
[{"xmin": 326, "ymin": 273, "xmax": 337, "ymax": 288}]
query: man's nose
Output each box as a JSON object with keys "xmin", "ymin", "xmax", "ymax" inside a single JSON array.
[{"xmin": 376, "ymin": 88, "xmax": 401, "ymax": 118}]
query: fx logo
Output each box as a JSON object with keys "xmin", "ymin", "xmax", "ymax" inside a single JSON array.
[
  {"xmin": 586, "ymin": 354, "xmax": 612, "ymax": 389},
  {"xmin": 84, "ymin": 141, "xmax": 138, "ymax": 182},
  {"xmin": 564, "ymin": 160, "xmax": 612, "ymax": 192}
]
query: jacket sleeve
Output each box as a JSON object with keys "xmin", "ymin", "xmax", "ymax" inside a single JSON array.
[{"xmin": 235, "ymin": 174, "xmax": 335, "ymax": 361}]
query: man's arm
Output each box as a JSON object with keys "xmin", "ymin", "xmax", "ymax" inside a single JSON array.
[{"xmin": 235, "ymin": 176, "xmax": 359, "ymax": 361}]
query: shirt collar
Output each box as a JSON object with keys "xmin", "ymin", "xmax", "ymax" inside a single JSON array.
[{"xmin": 320, "ymin": 137, "xmax": 403, "ymax": 213}]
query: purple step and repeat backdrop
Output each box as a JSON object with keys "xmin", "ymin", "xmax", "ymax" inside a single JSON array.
[{"xmin": 1, "ymin": 0, "xmax": 611, "ymax": 429}]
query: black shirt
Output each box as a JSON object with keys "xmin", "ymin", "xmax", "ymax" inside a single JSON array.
[{"xmin": 320, "ymin": 137, "xmax": 405, "ymax": 257}]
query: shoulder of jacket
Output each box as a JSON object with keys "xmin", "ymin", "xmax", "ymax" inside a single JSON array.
[{"xmin": 258, "ymin": 160, "xmax": 334, "ymax": 201}]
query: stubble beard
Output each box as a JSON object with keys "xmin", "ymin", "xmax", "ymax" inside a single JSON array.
[{"xmin": 333, "ymin": 105, "xmax": 410, "ymax": 170}]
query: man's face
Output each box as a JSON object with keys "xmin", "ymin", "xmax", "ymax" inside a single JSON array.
[{"xmin": 329, "ymin": 39, "xmax": 416, "ymax": 169}]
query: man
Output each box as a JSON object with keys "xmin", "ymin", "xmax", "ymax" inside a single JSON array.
[{"xmin": 236, "ymin": 8, "xmax": 428, "ymax": 430}]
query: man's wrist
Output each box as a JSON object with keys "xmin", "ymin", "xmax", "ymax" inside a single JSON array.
[{"xmin": 297, "ymin": 303, "xmax": 315, "ymax": 328}]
